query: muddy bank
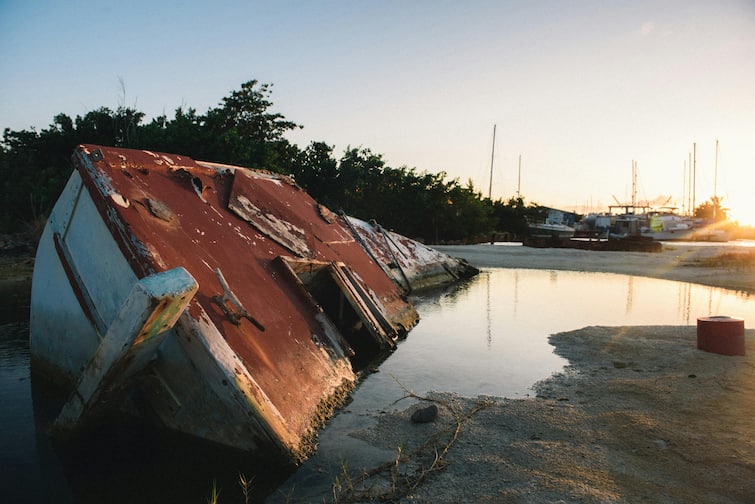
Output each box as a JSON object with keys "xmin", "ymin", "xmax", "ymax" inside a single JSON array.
[{"xmin": 0, "ymin": 235, "xmax": 35, "ymax": 323}]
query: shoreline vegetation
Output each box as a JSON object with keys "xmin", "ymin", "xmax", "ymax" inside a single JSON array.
[{"xmin": 4, "ymin": 80, "xmax": 755, "ymax": 249}]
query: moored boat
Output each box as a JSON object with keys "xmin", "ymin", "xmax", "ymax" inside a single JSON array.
[
  {"xmin": 639, "ymin": 212, "xmax": 731, "ymax": 242},
  {"xmin": 527, "ymin": 209, "xmax": 575, "ymax": 238},
  {"xmin": 640, "ymin": 211, "xmax": 696, "ymax": 241}
]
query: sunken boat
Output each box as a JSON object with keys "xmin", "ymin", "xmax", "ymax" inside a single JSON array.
[{"xmin": 30, "ymin": 145, "xmax": 477, "ymax": 464}]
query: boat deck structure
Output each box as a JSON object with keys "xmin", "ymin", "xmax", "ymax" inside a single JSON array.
[{"xmin": 30, "ymin": 145, "xmax": 477, "ymax": 464}]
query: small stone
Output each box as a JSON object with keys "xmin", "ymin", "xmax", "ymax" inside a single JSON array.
[{"xmin": 411, "ymin": 404, "xmax": 438, "ymax": 424}]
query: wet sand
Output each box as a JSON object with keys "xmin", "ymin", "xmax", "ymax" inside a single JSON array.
[
  {"xmin": 435, "ymin": 242, "xmax": 755, "ymax": 294},
  {"xmin": 277, "ymin": 242, "xmax": 755, "ymax": 503}
]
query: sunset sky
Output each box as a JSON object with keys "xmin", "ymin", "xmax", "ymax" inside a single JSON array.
[{"xmin": 2, "ymin": 0, "xmax": 754, "ymax": 224}]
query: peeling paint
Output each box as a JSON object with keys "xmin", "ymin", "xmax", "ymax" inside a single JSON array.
[
  {"xmin": 30, "ymin": 144, "xmax": 476, "ymax": 465},
  {"xmin": 110, "ymin": 193, "xmax": 130, "ymax": 208}
]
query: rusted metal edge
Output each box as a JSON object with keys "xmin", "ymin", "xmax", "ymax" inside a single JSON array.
[{"xmin": 74, "ymin": 146, "xmax": 156, "ymax": 278}]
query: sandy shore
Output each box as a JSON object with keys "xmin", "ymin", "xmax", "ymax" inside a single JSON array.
[
  {"xmin": 275, "ymin": 242, "xmax": 755, "ymax": 503},
  {"xmin": 435, "ymin": 242, "xmax": 755, "ymax": 294}
]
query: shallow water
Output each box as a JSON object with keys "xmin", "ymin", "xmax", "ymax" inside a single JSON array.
[
  {"xmin": 2, "ymin": 268, "xmax": 753, "ymax": 502},
  {"xmin": 382, "ymin": 268, "xmax": 753, "ymax": 397},
  {"xmin": 274, "ymin": 268, "xmax": 754, "ymax": 500}
]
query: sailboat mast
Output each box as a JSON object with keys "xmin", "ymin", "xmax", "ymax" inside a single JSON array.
[
  {"xmin": 714, "ymin": 139, "xmax": 719, "ymax": 219},
  {"xmin": 682, "ymin": 159, "xmax": 687, "ymax": 216},
  {"xmin": 631, "ymin": 160, "xmax": 637, "ymax": 209},
  {"xmin": 688, "ymin": 151, "xmax": 692, "ymax": 216},
  {"xmin": 488, "ymin": 124, "xmax": 496, "ymax": 200},
  {"xmin": 692, "ymin": 142, "xmax": 697, "ymax": 213},
  {"xmin": 517, "ymin": 154, "xmax": 521, "ymax": 198},
  {"xmin": 714, "ymin": 139, "xmax": 719, "ymax": 200}
]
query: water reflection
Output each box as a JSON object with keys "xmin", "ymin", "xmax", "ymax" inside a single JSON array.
[
  {"xmin": 392, "ymin": 268, "xmax": 753, "ymax": 398},
  {"xmin": 0, "ymin": 322, "xmax": 48, "ymax": 503},
  {"xmin": 1, "ymin": 322, "xmax": 293, "ymax": 504}
]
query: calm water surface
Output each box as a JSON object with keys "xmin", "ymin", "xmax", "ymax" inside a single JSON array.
[{"xmin": 2, "ymin": 268, "xmax": 753, "ymax": 502}]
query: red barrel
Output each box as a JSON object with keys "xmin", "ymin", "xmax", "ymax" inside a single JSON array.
[{"xmin": 697, "ymin": 316, "xmax": 745, "ymax": 356}]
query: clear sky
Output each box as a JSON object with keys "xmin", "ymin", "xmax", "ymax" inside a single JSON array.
[{"xmin": 2, "ymin": 0, "xmax": 754, "ymax": 224}]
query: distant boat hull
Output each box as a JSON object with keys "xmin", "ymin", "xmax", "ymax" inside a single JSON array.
[
  {"xmin": 528, "ymin": 222, "xmax": 575, "ymax": 239},
  {"xmin": 640, "ymin": 212, "xmax": 695, "ymax": 241},
  {"xmin": 523, "ymin": 235, "xmax": 661, "ymax": 252},
  {"xmin": 640, "ymin": 228, "xmax": 696, "ymax": 241},
  {"xmin": 640, "ymin": 213, "xmax": 730, "ymax": 242}
]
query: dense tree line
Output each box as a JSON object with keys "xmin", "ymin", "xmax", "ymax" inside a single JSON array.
[
  {"xmin": 1, "ymin": 80, "xmax": 538, "ymax": 242},
  {"xmin": 3, "ymin": 80, "xmax": 741, "ymax": 243}
]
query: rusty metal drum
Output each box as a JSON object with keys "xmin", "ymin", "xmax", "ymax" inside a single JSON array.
[{"xmin": 697, "ymin": 316, "xmax": 745, "ymax": 356}]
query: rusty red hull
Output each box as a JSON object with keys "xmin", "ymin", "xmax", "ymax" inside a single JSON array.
[{"xmin": 30, "ymin": 144, "xmax": 473, "ymax": 463}]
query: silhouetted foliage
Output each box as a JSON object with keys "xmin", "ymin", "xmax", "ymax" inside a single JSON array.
[
  {"xmin": 1, "ymin": 79, "xmax": 537, "ymax": 242},
  {"xmin": 490, "ymin": 196, "xmax": 538, "ymax": 238},
  {"xmin": 693, "ymin": 196, "xmax": 728, "ymax": 222},
  {"xmin": 290, "ymin": 141, "xmax": 339, "ymax": 207}
]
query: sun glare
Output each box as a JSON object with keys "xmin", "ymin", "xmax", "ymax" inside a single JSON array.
[{"xmin": 726, "ymin": 196, "xmax": 755, "ymax": 228}]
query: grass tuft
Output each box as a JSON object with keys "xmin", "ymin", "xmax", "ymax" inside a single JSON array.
[
  {"xmin": 206, "ymin": 479, "xmax": 221, "ymax": 504},
  {"xmin": 238, "ymin": 472, "xmax": 253, "ymax": 504},
  {"xmin": 697, "ymin": 250, "xmax": 755, "ymax": 270}
]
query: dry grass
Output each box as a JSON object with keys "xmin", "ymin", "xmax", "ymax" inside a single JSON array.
[
  {"xmin": 327, "ymin": 382, "xmax": 494, "ymax": 503},
  {"xmin": 697, "ymin": 250, "xmax": 755, "ymax": 270}
]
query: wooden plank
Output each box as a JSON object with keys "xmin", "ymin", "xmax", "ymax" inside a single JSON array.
[{"xmin": 54, "ymin": 267, "xmax": 198, "ymax": 432}]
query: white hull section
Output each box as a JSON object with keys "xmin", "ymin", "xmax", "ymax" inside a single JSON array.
[{"xmin": 30, "ymin": 171, "xmax": 320, "ymax": 459}]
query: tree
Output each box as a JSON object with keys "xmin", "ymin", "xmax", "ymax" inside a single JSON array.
[
  {"xmin": 694, "ymin": 196, "xmax": 728, "ymax": 222},
  {"xmin": 0, "ymin": 118, "xmax": 79, "ymax": 232},
  {"xmin": 73, "ymin": 107, "xmax": 144, "ymax": 147},
  {"xmin": 290, "ymin": 141, "xmax": 338, "ymax": 206},
  {"xmin": 334, "ymin": 147, "xmax": 386, "ymax": 216},
  {"xmin": 203, "ymin": 80, "xmax": 301, "ymax": 170},
  {"xmin": 1, "ymin": 78, "xmax": 513, "ymax": 243},
  {"xmin": 491, "ymin": 196, "xmax": 533, "ymax": 239},
  {"xmin": 432, "ymin": 179, "xmax": 493, "ymax": 242},
  {"xmin": 136, "ymin": 106, "xmax": 210, "ymax": 159}
]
